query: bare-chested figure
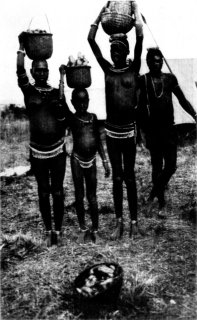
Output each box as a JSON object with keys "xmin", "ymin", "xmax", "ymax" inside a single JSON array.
[
  {"xmin": 88, "ymin": 1, "xmax": 143, "ymax": 239},
  {"xmin": 62, "ymin": 86, "xmax": 110, "ymax": 243}
]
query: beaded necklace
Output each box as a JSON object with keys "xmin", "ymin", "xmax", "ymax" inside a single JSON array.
[
  {"xmin": 151, "ymin": 76, "xmax": 164, "ymax": 98},
  {"xmin": 34, "ymin": 85, "xmax": 53, "ymax": 93},
  {"xmin": 34, "ymin": 85, "xmax": 53, "ymax": 100},
  {"xmin": 75, "ymin": 114, "xmax": 93, "ymax": 124},
  {"xmin": 110, "ymin": 59, "xmax": 131, "ymax": 73}
]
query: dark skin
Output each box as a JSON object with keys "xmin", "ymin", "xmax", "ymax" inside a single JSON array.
[
  {"xmin": 59, "ymin": 65, "xmax": 110, "ymax": 177},
  {"xmin": 147, "ymin": 55, "xmax": 164, "ymax": 97},
  {"xmin": 147, "ymin": 55, "xmax": 197, "ymax": 120},
  {"xmin": 137, "ymin": 51, "xmax": 197, "ymax": 211},
  {"xmin": 17, "ymin": 36, "xmax": 66, "ymax": 146},
  {"xmin": 88, "ymin": 2, "xmax": 143, "ymax": 70},
  {"xmin": 16, "ymin": 33, "xmax": 67, "ymax": 242},
  {"xmin": 70, "ymin": 91, "xmax": 110, "ymax": 239},
  {"xmin": 31, "ymin": 61, "xmax": 49, "ymax": 87},
  {"xmin": 72, "ymin": 93, "xmax": 99, "ymax": 157},
  {"xmin": 110, "ymin": 43, "xmax": 128, "ymax": 69},
  {"xmin": 87, "ymin": 2, "xmax": 143, "ymax": 125},
  {"xmin": 71, "ymin": 91, "xmax": 110, "ymax": 178},
  {"xmin": 57, "ymin": 72, "xmax": 110, "ymax": 177},
  {"xmin": 17, "ymin": 32, "xmax": 50, "ymax": 88},
  {"xmin": 87, "ymin": 3, "xmax": 144, "ymax": 239}
]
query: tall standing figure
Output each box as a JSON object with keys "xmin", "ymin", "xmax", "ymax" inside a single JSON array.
[
  {"xmin": 88, "ymin": 1, "xmax": 144, "ymax": 239},
  {"xmin": 16, "ymin": 32, "xmax": 67, "ymax": 246},
  {"xmin": 138, "ymin": 47, "xmax": 196, "ymax": 217}
]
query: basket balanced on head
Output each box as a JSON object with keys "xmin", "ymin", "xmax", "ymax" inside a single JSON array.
[
  {"xmin": 101, "ymin": 1, "xmax": 135, "ymax": 35},
  {"xmin": 65, "ymin": 53, "xmax": 91, "ymax": 89},
  {"xmin": 24, "ymin": 29, "xmax": 53, "ymax": 60}
]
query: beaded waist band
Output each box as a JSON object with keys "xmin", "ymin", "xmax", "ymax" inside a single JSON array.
[
  {"xmin": 30, "ymin": 137, "xmax": 65, "ymax": 152},
  {"xmin": 72, "ymin": 153, "xmax": 96, "ymax": 168},
  {"xmin": 30, "ymin": 140, "xmax": 65, "ymax": 159},
  {"xmin": 105, "ymin": 121, "xmax": 136, "ymax": 139}
]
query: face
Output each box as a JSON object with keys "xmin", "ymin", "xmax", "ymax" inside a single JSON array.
[
  {"xmin": 31, "ymin": 60, "xmax": 49, "ymax": 86},
  {"xmin": 148, "ymin": 55, "xmax": 163, "ymax": 74},
  {"xmin": 72, "ymin": 91, "xmax": 89, "ymax": 114},
  {"xmin": 110, "ymin": 44, "xmax": 128, "ymax": 68}
]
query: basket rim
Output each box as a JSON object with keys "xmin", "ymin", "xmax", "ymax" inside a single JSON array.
[
  {"xmin": 24, "ymin": 32, "xmax": 53, "ymax": 36},
  {"xmin": 65, "ymin": 65, "xmax": 91, "ymax": 70},
  {"xmin": 102, "ymin": 12, "xmax": 134, "ymax": 20},
  {"xmin": 76, "ymin": 261, "xmax": 122, "ymax": 269}
]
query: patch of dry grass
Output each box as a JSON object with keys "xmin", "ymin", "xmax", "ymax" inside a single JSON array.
[
  {"xmin": 0, "ymin": 119, "xmax": 29, "ymax": 143},
  {"xmin": 1, "ymin": 126, "xmax": 197, "ymax": 319},
  {"xmin": 0, "ymin": 118, "xmax": 29, "ymax": 171}
]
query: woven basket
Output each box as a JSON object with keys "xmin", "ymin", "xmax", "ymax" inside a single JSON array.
[
  {"xmin": 108, "ymin": 1, "xmax": 133, "ymax": 15},
  {"xmin": 101, "ymin": 12, "xmax": 134, "ymax": 35},
  {"xmin": 74, "ymin": 263, "xmax": 123, "ymax": 305},
  {"xmin": 24, "ymin": 32, "xmax": 53, "ymax": 60},
  {"xmin": 65, "ymin": 66, "xmax": 91, "ymax": 88}
]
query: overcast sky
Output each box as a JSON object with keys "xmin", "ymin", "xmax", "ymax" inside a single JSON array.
[{"xmin": 0, "ymin": 0, "xmax": 197, "ymax": 108}]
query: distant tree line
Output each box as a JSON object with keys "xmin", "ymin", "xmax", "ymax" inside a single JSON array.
[
  {"xmin": 0, "ymin": 105, "xmax": 195, "ymax": 146},
  {"xmin": 1, "ymin": 104, "xmax": 27, "ymax": 120}
]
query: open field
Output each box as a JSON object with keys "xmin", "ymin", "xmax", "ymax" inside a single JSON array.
[{"xmin": 1, "ymin": 118, "xmax": 197, "ymax": 320}]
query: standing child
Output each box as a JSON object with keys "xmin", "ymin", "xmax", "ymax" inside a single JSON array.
[{"xmin": 60, "ymin": 73, "xmax": 110, "ymax": 243}]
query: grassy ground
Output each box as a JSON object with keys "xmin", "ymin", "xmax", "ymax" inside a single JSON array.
[
  {"xmin": 0, "ymin": 119, "xmax": 30, "ymax": 171},
  {"xmin": 1, "ymin": 121, "xmax": 197, "ymax": 320}
]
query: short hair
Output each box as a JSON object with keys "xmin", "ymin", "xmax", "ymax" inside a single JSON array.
[
  {"xmin": 146, "ymin": 47, "xmax": 163, "ymax": 63},
  {"xmin": 71, "ymin": 88, "xmax": 89, "ymax": 101},
  {"xmin": 31, "ymin": 60, "xmax": 48, "ymax": 69}
]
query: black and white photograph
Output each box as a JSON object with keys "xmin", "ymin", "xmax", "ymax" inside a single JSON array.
[{"xmin": 1, "ymin": 0, "xmax": 197, "ymax": 319}]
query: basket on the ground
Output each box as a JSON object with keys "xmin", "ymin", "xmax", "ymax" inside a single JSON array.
[
  {"xmin": 101, "ymin": 12, "xmax": 135, "ymax": 35},
  {"xmin": 24, "ymin": 32, "xmax": 53, "ymax": 60},
  {"xmin": 74, "ymin": 262, "xmax": 123, "ymax": 305},
  {"xmin": 65, "ymin": 66, "xmax": 91, "ymax": 88}
]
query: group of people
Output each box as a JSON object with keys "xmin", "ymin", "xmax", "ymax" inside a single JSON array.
[{"xmin": 16, "ymin": 2, "xmax": 196, "ymax": 247}]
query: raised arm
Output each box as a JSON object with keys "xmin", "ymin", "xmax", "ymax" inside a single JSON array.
[
  {"xmin": 16, "ymin": 32, "xmax": 31, "ymax": 93},
  {"xmin": 87, "ymin": 5, "xmax": 111, "ymax": 71},
  {"xmin": 17, "ymin": 32, "xmax": 26, "ymax": 74},
  {"xmin": 132, "ymin": 1, "xmax": 144, "ymax": 73},
  {"xmin": 57, "ymin": 65, "xmax": 74, "ymax": 124}
]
